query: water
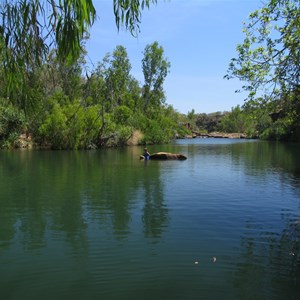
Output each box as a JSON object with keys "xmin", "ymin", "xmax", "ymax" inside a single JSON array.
[{"xmin": 1, "ymin": 139, "xmax": 300, "ymax": 299}]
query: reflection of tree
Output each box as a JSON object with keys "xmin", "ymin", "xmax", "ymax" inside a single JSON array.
[
  {"xmin": 0, "ymin": 151, "xmax": 47, "ymax": 250},
  {"xmin": 85, "ymin": 147, "xmax": 169, "ymax": 239},
  {"xmin": 0, "ymin": 147, "xmax": 169, "ymax": 254},
  {"xmin": 95, "ymin": 164, "xmax": 132, "ymax": 238},
  {"xmin": 0, "ymin": 151, "xmax": 89, "ymax": 252},
  {"xmin": 234, "ymin": 211, "xmax": 300, "ymax": 299},
  {"xmin": 141, "ymin": 163, "xmax": 168, "ymax": 238},
  {"xmin": 231, "ymin": 141, "xmax": 300, "ymax": 182},
  {"xmin": 223, "ymin": 141, "xmax": 300, "ymax": 298}
]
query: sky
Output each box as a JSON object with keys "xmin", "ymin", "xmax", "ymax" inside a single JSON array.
[{"xmin": 85, "ymin": 0, "xmax": 264, "ymax": 114}]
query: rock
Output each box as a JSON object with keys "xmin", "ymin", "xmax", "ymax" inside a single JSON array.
[
  {"xmin": 193, "ymin": 132, "xmax": 247, "ymax": 139},
  {"xmin": 146, "ymin": 152, "xmax": 187, "ymax": 160}
]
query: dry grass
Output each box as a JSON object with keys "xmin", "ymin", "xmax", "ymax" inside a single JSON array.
[{"xmin": 127, "ymin": 130, "xmax": 144, "ymax": 146}]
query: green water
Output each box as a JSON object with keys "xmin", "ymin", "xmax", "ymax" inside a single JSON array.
[{"xmin": 1, "ymin": 139, "xmax": 300, "ymax": 299}]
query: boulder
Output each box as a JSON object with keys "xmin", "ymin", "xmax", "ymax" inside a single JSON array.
[{"xmin": 141, "ymin": 152, "xmax": 187, "ymax": 160}]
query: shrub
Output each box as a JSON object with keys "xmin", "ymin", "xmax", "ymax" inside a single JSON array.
[
  {"xmin": 113, "ymin": 105, "xmax": 132, "ymax": 124},
  {"xmin": 37, "ymin": 103, "xmax": 67, "ymax": 149},
  {"xmin": 0, "ymin": 99, "xmax": 26, "ymax": 148}
]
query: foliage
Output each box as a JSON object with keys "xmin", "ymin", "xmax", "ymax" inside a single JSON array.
[
  {"xmin": 113, "ymin": 105, "xmax": 132, "ymax": 124},
  {"xmin": 114, "ymin": 0, "xmax": 157, "ymax": 35},
  {"xmin": 215, "ymin": 98, "xmax": 300, "ymax": 140},
  {"xmin": 114, "ymin": 125, "xmax": 133, "ymax": 146},
  {"xmin": 218, "ymin": 106, "xmax": 248, "ymax": 133},
  {"xmin": 140, "ymin": 119, "xmax": 168, "ymax": 144},
  {"xmin": 195, "ymin": 112, "xmax": 224, "ymax": 133},
  {"xmin": 227, "ymin": 0, "xmax": 300, "ymax": 100},
  {"xmin": 105, "ymin": 45, "xmax": 133, "ymax": 110},
  {"xmin": 142, "ymin": 41, "xmax": 170, "ymax": 114},
  {"xmin": 0, "ymin": 0, "xmax": 157, "ymax": 95},
  {"xmin": 0, "ymin": 98, "xmax": 27, "ymax": 149},
  {"xmin": 0, "ymin": 1, "xmax": 186, "ymax": 149},
  {"xmin": 259, "ymin": 90, "xmax": 300, "ymax": 140},
  {"xmin": 0, "ymin": 0, "xmax": 96, "ymax": 95},
  {"xmin": 225, "ymin": 0, "xmax": 300, "ymax": 140}
]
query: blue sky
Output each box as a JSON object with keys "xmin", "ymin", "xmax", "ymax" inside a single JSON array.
[{"xmin": 85, "ymin": 0, "xmax": 264, "ymax": 114}]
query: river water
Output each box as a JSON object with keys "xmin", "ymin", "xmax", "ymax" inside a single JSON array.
[{"xmin": 1, "ymin": 138, "xmax": 300, "ymax": 299}]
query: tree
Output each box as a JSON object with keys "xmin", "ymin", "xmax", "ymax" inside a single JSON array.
[
  {"xmin": 142, "ymin": 41, "xmax": 170, "ymax": 114},
  {"xmin": 114, "ymin": 0, "xmax": 157, "ymax": 36},
  {"xmin": 218, "ymin": 105, "xmax": 247, "ymax": 133},
  {"xmin": 105, "ymin": 45, "xmax": 132, "ymax": 110},
  {"xmin": 226, "ymin": 0, "xmax": 300, "ymax": 140},
  {"xmin": 194, "ymin": 112, "xmax": 224, "ymax": 133},
  {"xmin": 226, "ymin": 0, "xmax": 300, "ymax": 103},
  {"xmin": 0, "ymin": 0, "xmax": 157, "ymax": 93},
  {"xmin": 41, "ymin": 49, "xmax": 85, "ymax": 100}
]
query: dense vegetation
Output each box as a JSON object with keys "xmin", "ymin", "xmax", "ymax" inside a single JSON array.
[
  {"xmin": 224, "ymin": 0, "xmax": 300, "ymax": 141},
  {"xmin": 183, "ymin": 0, "xmax": 300, "ymax": 142},
  {"xmin": 0, "ymin": 0, "xmax": 190, "ymax": 149},
  {"xmin": 1, "ymin": 0, "xmax": 300, "ymax": 148},
  {"xmin": 0, "ymin": 41, "xmax": 191, "ymax": 149}
]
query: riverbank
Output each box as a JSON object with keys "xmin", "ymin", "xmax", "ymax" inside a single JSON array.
[
  {"xmin": 184, "ymin": 131, "xmax": 248, "ymax": 139},
  {"xmin": 15, "ymin": 130, "xmax": 146, "ymax": 150},
  {"xmin": 14, "ymin": 130, "xmax": 248, "ymax": 150}
]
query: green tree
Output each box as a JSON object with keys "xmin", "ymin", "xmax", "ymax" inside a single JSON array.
[
  {"xmin": 40, "ymin": 49, "xmax": 85, "ymax": 100},
  {"xmin": 226, "ymin": 0, "xmax": 300, "ymax": 102},
  {"xmin": 218, "ymin": 106, "xmax": 246, "ymax": 133},
  {"xmin": 226, "ymin": 0, "xmax": 300, "ymax": 140},
  {"xmin": 0, "ymin": 98, "xmax": 26, "ymax": 149},
  {"xmin": 105, "ymin": 45, "xmax": 132, "ymax": 110},
  {"xmin": 127, "ymin": 77, "xmax": 142, "ymax": 111},
  {"xmin": 142, "ymin": 41, "xmax": 170, "ymax": 114},
  {"xmin": 83, "ymin": 51, "xmax": 137, "ymax": 147},
  {"xmin": 0, "ymin": 0, "xmax": 157, "ymax": 93},
  {"xmin": 83, "ymin": 55, "xmax": 111, "ymax": 144},
  {"xmin": 195, "ymin": 112, "xmax": 224, "ymax": 133}
]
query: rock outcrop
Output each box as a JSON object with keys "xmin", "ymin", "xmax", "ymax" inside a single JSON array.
[{"xmin": 140, "ymin": 152, "xmax": 187, "ymax": 160}]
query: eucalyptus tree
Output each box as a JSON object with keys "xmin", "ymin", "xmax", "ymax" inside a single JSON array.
[
  {"xmin": 226, "ymin": 0, "xmax": 300, "ymax": 139},
  {"xmin": 127, "ymin": 76, "xmax": 142, "ymax": 111},
  {"xmin": 105, "ymin": 45, "xmax": 132, "ymax": 110},
  {"xmin": 40, "ymin": 49, "xmax": 86, "ymax": 100},
  {"xmin": 84, "ymin": 55, "xmax": 110, "ymax": 133},
  {"xmin": 226, "ymin": 0, "xmax": 300, "ymax": 103},
  {"xmin": 0, "ymin": 0, "xmax": 157, "ymax": 96},
  {"xmin": 142, "ymin": 41, "xmax": 170, "ymax": 114}
]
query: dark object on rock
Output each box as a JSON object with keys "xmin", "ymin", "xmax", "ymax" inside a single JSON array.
[{"xmin": 140, "ymin": 152, "xmax": 187, "ymax": 160}]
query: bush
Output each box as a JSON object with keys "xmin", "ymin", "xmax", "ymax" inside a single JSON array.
[
  {"xmin": 0, "ymin": 99, "xmax": 27, "ymax": 148},
  {"xmin": 142, "ymin": 119, "xmax": 168, "ymax": 144},
  {"xmin": 113, "ymin": 105, "xmax": 132, "ymax": 124},
  {"xmin": 115, "ymin": 125, "xmax": 133, "ymax": 146},
  {"xmin": 81, "ymin": 105, "xmax": 103, "ymax": 147},
  {"xmin": 260, "ymin": 117, "xmax": 293, "ymax": 140},
  {"xmin": 38, "ymin": 103, "xmax": 68, "ymax": 149}
]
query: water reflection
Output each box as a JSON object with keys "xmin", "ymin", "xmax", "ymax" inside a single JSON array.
[
  {"xmin": 1, "ymin": 140, "xmax": 300, "ymax": 299},
  {"xmin": 174, "ymin": 139, "xmax": 300, "ymax": 298},
  {"xmin": 234, "ymin": 210, "xmax": 300, "ymax": 299},
  {"xmin": 0, "ymin": 148, "xmax": 169, "ymax": 253},
  {"xmin": 140, "ymin": 161, "xmax": 168, "ymax": 238}
]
